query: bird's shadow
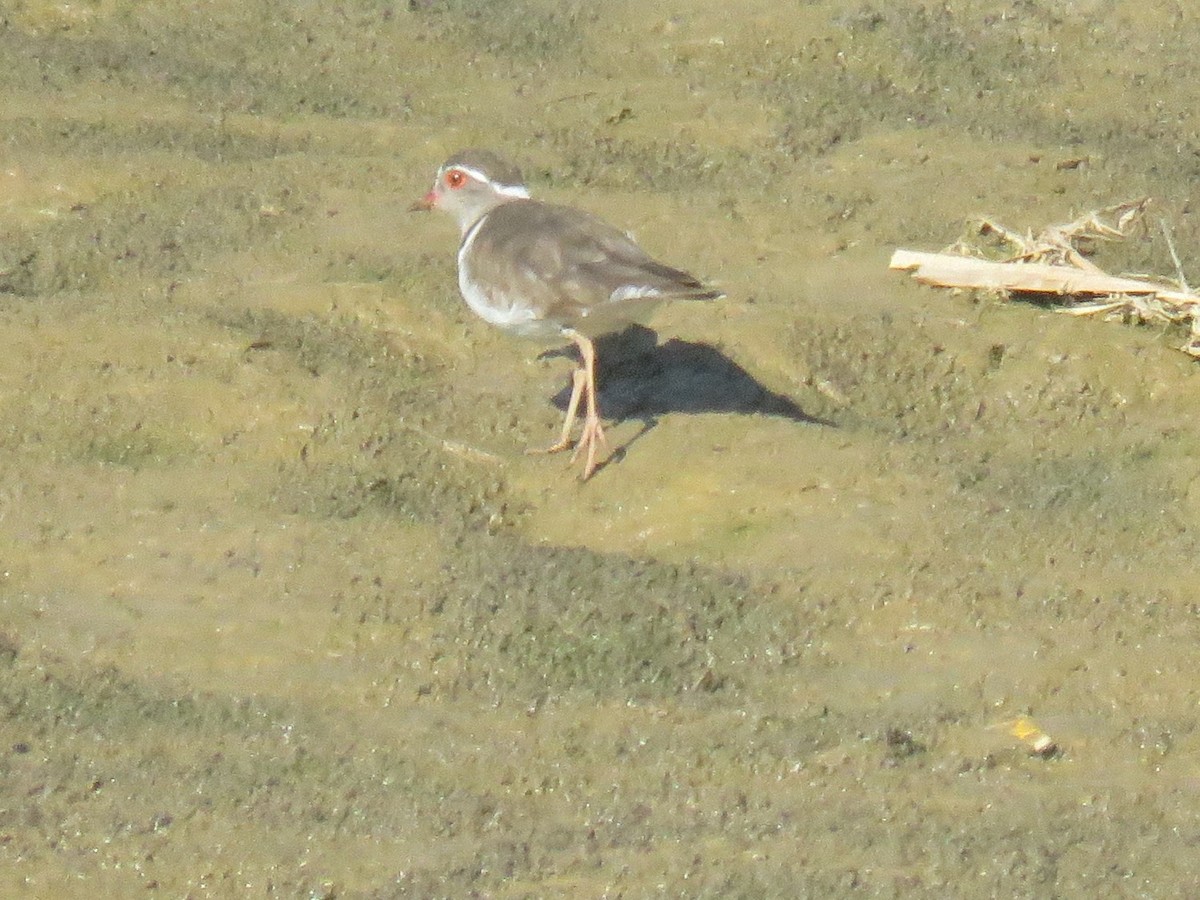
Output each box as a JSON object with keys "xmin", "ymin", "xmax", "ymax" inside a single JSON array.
[{"xmin": 541, "ymin": 325, "xmax": 832, "ymax": 467}]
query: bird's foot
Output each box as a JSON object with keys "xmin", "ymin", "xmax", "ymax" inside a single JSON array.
[
  {"xmin": 525, "ymin": 437, "xmax": 574, "ymax": 456},
  {"xmin": 570, "ymin": 415, "xmax": 607, "ymax": 481}
]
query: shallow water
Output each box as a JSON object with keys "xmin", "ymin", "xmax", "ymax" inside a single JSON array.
[{"xmin": 3, "ymin": 1, "xmax": 1200, "ymax": 895}]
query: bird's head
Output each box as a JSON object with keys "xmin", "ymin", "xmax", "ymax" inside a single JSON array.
[{"xmin": 412, "ymin": 149, "xmax": 530, "ymax": 234}]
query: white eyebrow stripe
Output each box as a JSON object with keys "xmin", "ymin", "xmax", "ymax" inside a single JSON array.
[
  {"xmin": 444, "ymin": 165, "xmax": 530, "ymax": 198},
  {"xmin": 494, "ymin": 183, "xmax": 531, "ymax": 198}
]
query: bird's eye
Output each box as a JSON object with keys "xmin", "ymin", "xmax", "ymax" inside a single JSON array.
[{"xmin": 445, "ymin": 169, "xmax": 468, "ymax": 189}]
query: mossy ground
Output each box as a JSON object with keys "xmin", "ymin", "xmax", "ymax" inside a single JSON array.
[{"xmin": 3, "ymin": 1, "xmax": 1200, "ymax": 895}]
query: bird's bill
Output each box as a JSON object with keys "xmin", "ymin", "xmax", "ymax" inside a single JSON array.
[{"xmin": 409, "ymin": 191, "xmax": 436, "ymax": 212}]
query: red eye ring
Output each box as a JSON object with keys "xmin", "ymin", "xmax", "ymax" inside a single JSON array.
[{"xmin": 445, "ymin": 169, "xmax": 468, "ymax": 189}]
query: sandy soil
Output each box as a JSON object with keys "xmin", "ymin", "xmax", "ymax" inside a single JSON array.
[{"xmin": 2, "ymin": 0, "xmax": 1200, "ymax": 895}]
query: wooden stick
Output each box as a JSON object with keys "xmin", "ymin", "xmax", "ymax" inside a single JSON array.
[{"xmin": 889, "ymin": 249, "xmax": 1198, "ymax": 305}]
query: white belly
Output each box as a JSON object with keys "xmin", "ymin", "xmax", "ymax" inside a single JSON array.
[{"xmin": 457, "ymin": 226, "xmax": 563, "ymax": 341}]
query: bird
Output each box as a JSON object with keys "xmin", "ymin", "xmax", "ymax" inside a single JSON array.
[{"xmin": 412, "ymin": 149, "xmax": 721, "ymax": 480}]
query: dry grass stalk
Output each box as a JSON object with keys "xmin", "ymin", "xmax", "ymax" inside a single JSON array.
[{"xmin": 889, "ymin": 199, "xmax": 1200, "ymax": 358}]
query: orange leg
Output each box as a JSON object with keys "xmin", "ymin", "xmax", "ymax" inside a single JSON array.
[
  {"xmin": 567, "ymin": 332, "xmax": 607, "ymax": 480},
  {"xmin": 527, "ymin": 365, "xmax": 585, "ymax": 455},
  {"xmin": 525, "ymin": 331, "xmax": 607, "ymax": 479}
]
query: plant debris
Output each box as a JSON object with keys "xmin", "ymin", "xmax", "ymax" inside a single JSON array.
[{"xmin": 890, "ymin": 200, "xmax": 1200, "ymax": 357}]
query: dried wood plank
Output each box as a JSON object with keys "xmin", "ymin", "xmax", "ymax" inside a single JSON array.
[
  {"xmin": 889, "ymin": 202, "xmax": 1200, "ymax": 357},
  {"xmin": 888, "ymin": 249, "xmax": 1196, "ymax": 304}
]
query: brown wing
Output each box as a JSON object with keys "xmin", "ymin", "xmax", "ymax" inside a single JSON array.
[{"xmin": 468, "ymin": 200, "xmax": 720, "ymax": 333}]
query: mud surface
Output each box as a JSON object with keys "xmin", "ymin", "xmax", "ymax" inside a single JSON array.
[{"xmin": 3, "ymin": 1, "xmax": 1200, "ymax": 896}]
